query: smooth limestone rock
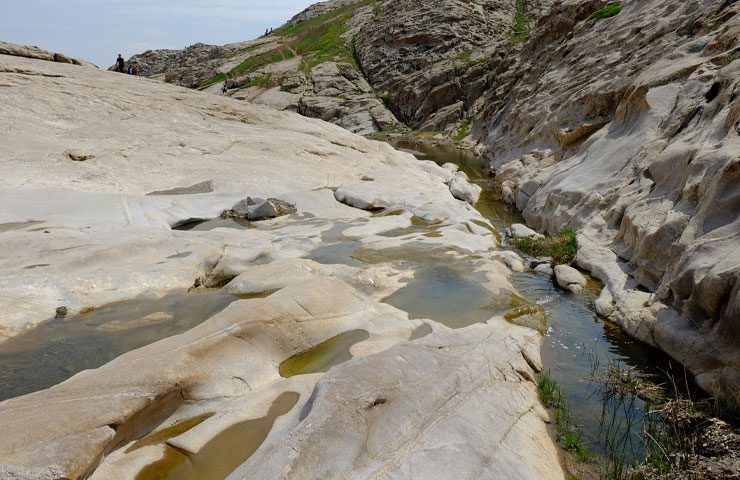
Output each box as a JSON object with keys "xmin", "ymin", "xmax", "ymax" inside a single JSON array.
[
  {"xmin": 0, "ymin": 47, "xmax": 456, "ymax": 338},
  {"xmin": 230, "ymin": 319, "xmax": 562, "ymax": 480},
  {"xmin": 0, "ymin": 45, "xmax": 559, "ymax": 479},
  {"xmin": 554, "ymin": 265, "xmax": 587, "ymax": 294},
  {"xmin": 509, "ymin": 223, "xmax": 542, "ymax": 239}
]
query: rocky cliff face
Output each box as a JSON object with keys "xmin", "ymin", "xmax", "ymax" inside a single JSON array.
[
  {"xmin": 474, "ymin": 0, "xmax": 740, "ymax": 401},
  {"xmin": 354, "ymin": 0, "xmax": 552, "ymax": 130},
  {"xmin": 123, "ymin": 0, "xmax": 555, "ymax": 135}
]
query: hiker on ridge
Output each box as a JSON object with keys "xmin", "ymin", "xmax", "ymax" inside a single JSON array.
[{"xmin": 116, "ymin": 54, "xmax": 125, "ymax": 73}]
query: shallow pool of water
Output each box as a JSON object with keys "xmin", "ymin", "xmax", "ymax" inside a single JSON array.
[
  {"xmin": 394, "ymin": 141, "xmax": 523, "ymax": 231},
  {"xmin": 384, "ymin": 265, "xmax": 514, "ymax": 329},
  {"xmin": 279, "ymin": 330, "xmax": 370, "ymax": 378},
  {"xmin": 0, "ymin": 290, "xmax": 240, "ymax": 401},
  {"xmin": 136, "ymin": 391, "xmax": 300, "ymax": 480},
  {"xmin": 510, "ymin": 273, "xmax": 690, "ymax": 455}
]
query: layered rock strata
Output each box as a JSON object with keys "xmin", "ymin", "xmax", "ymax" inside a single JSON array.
[{"xmin": 476, "ymin": 0, "xmax": 740, "ymax": 402}]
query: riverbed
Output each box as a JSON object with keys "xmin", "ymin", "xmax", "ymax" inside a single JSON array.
[{"xmin": 391, "ymin": 140, "xmax": 697, "ymax": 459}]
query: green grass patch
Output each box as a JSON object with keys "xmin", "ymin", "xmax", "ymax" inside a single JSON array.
[
  {"xmin": 513, "ymin": 229, "xmax": 577, "ymax": 264},
  {"xmin": 452, "ymin": 120, "xmax": 471, "ymax": 142},
  {"xmin": 590, "ymin": 2, "xmax": 621, "ymax": 20},
  {"xmin": 510, "ymin": 0, "xmax": 532, "ymax": 43},
  {"xmin": 295, "ymin": 11, "xmax": 357, "ymax": 74},
  {"xmin": 241, "ymin": 75, "xmax": 271, "ymax": 89},
  {"xmin": 457, "ymin": 50, "xmax": 472, "ymax": 62},
  {"xmin": 538, "ymin": 373, "xmax": 595, "ymax": 463},
  {"xmin": 200, "ymin": 72, "xmax": 226, "ymax": 89}
]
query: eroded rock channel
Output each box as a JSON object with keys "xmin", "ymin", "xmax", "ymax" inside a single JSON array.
[
  {"xmin": 0, "ymin": 48, "xmax": 560, "ymax": 480},
  {"xmin": 1, "ymin": 24, "xmax": 737, "ymax": 479}
]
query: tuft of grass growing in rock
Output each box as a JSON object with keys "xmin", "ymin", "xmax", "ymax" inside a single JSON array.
[
  {"xmin": 457, "ymin": 50, "xmax": 472, "ymax": 62},
  {"xmin": 539, "ymin": 373, "xmax": 595, "ymax": 463},
  {"xmin": 453, "ymin": 120, "xmax": 471, "ymax": 142},
  {"xmin": 590, "ymin": 2, "xmax": 621, "ymax": 21},
  {"xmin": 513, "ymin": 229, "xmax": 577, "ymax": 264},
  {"xmin": 510, "ymin": 0, "xmax": 533, "ymax": 43}
]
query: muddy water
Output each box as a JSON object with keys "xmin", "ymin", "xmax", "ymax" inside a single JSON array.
[
  {"xmin": 280, "ymin": 330, "xmax": 370, "ymax": 377},
  {"xmin": 0, "ymin": 290, "xmax": 240, "ymax": 401},
  {"xmin": 384, "ymin": 265, "xmax": 513, "ymax": 329},
  {"xmin": 136, "ymin": 391, "xmax": 300, "ymax": 480},
  {"xmin": 393, "ymin": 141, "xmax": 691, "ymax": 458}
]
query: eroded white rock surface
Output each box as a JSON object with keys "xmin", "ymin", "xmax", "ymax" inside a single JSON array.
[{"xmin": 0, "ymin": 47, "xmax": 562, "ymax": 479}]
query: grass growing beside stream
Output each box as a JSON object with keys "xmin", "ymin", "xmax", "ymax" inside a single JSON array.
[
  {"xmin": 513, "ymin": 229, "xmax": 577, "ymax": 264},
  {"xmin": 538, "ymin": 373, "xmax": 595, "ymax": 464}
]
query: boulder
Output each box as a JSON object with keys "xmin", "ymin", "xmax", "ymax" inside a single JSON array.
[
  {"xmin": 449, "ymin": 172, "xmax": 482, "ymax": 205},
  {"xmin": 534, "ymin": 264, "xmax": 554, "ymax": 276},
  {"xmin": 223, "ymin": 197, "xmax": 295, "ymax": 221},
  {"xmin": 554, "ymin": 265, "xmax": 587, "ymax": 293},
  {"xmin": 509, "ymin": 223, "xmax": 542, "ymax": 239}
]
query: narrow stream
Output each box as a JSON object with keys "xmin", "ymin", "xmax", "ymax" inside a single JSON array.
[{"xmin": 391, "ymin": 140, "xmax": 693, "ymax": 459}]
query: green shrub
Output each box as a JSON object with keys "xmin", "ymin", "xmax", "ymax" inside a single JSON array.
[
  {"xmin": 590, "ymin": 2, "xmax": 621, "ymax": 20},
  {"xmin": 513, "ymin": 229, "xmax": 577, "ymax": 264}
]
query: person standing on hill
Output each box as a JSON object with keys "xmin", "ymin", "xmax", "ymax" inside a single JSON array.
[{"xmin": 115, "ymin": 54, "xmax": 125, "ymax": 73}]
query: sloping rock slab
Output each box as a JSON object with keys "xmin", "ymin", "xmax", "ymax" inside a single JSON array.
[{"xmin": 231, "ymin": 319, "xmax": 563, "ymax": 480}]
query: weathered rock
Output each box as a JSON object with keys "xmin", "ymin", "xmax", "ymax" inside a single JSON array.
[
  {"xmin": 534, "ymin": 263, "xmax": 554, "ymax": 276},
  {"xmin": 509, "ymin": 223, "xmax": 542, "ymax": 239},
  {"xmin": 449, "ymin": 171, "xmax": 482, "ymax": 205},
  {"xmin": 0, "ymin": 41, "xmax": 85, "ymax": 66},
  {"xmin": 474, "ymin": 0, "xmax": 740, "ymax": 400},
  {"xmin": 554, "ymin": 264, "xmax": 587, "ymax": 294},
  {"xmin": 231, "ymin": 319, "xmax": 562, "ymax": 480},
  {"xmin": 354, "ymin": 0, "xmax": 553, "ymax": 128}
]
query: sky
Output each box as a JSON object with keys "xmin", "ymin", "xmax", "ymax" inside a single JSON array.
[{"xmin": 1, "ymin": 0, "xmax": 318, "ymax": 68}]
